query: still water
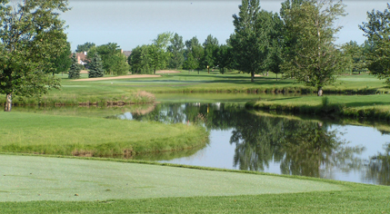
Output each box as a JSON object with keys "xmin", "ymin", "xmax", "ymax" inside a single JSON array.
[{"xmin": 118, "ymin": 102, "xmax": 390, "ymax": 186}]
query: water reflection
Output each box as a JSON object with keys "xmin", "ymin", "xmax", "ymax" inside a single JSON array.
[{"xmin": 117, "ymin": 103, "xmax": 390, "ymax": 185}]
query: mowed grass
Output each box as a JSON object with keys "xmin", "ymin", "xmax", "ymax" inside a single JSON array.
[
  {"xmin": 1, "ymin": 155, "xmax": 390, "ymax": 213},
  {"xmin": 0, "ymin": 112, "xmax": 208, "ymax": 157},
  {"xmin": 11, "ymin": 71, "xmax": 388, "ymax": 101}
]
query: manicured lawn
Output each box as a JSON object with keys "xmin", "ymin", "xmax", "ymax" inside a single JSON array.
[
  {"xmin": 1, "ymin": 155, "xmax": 389, "ymax": 213},
  {"xmin": 0, "ymin": 112, "xmax": 208, "ymax": 157}
]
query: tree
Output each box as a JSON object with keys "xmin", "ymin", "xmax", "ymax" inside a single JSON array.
[
  {"xmin": 281, "ymin": 0, "xmax": 346, "ymax": 96},
  {"xmin": 230, "ymin": 0, "xmax": 282, "ymax": 82},
  {"xmin": 129, "ymin": 45, "xmax": 153, "ymax": 74},
  {"xmin": 216, "ymin": 44, "xmax": 234, "ymax": 74},
  {"xmin": 149, "ymin": 32, "xmax": 172, "ymax": 74},
  {"xmin": 202, "ymin": 35, "xmax": 219, "ymax": 72},
  {"xmin": 341, "ymin": 41, "xmax": 365, "ymax": 75},
  {"xmin": 76, "ymin": 42, "xmax": 95, "ymax": 53},
  {"xmin": 88, "ymin": 53, "xmax": 104, "ymax": 78},
  {"xmin": 183, "ymin": 37, "xmax": 204, "ymax": 74},
  {"xmin": 49, "ymin": 42, "xmax": 72, "ymax": 76},
  {"xmin": 68, "ymin": 54, "xmax": 81, "ymax": 79},
  {"xmin": 87, "ymin": 43, "xmax": 125, "ymax": 75},
  {"xmin": 0, "ymin": 0, "xmax": 70, "ymax": 111},
  {"xmin": 168, "ymin": 33, "xmax": 185, "ymax": 69},
  {"xmin": 359, "ymin": 3, "xmax": 390, "ymax": 84},
  {"xmin": 111, "ymin": 52, "xmax": 130, "ymax": 75}
]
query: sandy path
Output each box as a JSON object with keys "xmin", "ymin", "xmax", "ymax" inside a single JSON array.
[
  {"xmin": 73, "ymin": 75, "xmax": 161, "ymax": 82},
  {"xmin": 156, "ymin": 70, "xmax": 181, "ymax": 74}
]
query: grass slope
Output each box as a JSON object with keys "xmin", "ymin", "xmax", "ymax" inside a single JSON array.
[
  {"xmin": 0, "ymin": 112, "xmax": 208, "ymax": 157},
  {"xmin": 0, "ymin": 155, "xmax": 343, "ymax": 202},
  {"xmin": 1, "ymin": 155, "xmax": 389, "ymax": 213}
]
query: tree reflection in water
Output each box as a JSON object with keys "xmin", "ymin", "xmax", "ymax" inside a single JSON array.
[
  {"xmin": 126, "ymin": 103, "xmax": 368, "ymax": 180},
  {"xmin": 365, "ymin": 143, "xmax": 390, "ymax": 185}
]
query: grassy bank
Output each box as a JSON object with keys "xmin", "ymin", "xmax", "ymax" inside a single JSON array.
[
  {"xmin": 0, "ymin": 155, "xmax": 389, "ymax": 213},
  {"xmin": 0, "ymin": 112, "xmax": 208, "ymax": 157},
  {"xmin": 246, "ymin": 94, "xmax": 390, "ymax": 120}
]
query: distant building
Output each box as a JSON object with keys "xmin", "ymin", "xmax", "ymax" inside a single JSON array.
[
  {"xmin": 75, "ymin": 51, "xmax": 88, "ymax": 65},
  {"xmin": 121, "ymin": 49, "xmax": 132, "ymax": 58}
]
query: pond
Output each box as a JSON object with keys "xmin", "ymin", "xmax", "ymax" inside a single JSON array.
[{"xmin": 116, "ymin": 102, "xmax": 390, "ymax": 186}]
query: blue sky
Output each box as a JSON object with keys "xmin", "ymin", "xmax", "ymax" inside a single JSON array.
[{"xmin": 62, "ymin": 0, "xmax": 389, "ymax": 52}]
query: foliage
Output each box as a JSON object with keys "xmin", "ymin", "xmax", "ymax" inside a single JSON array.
[
  {"xmin": 230, "ymin": 0, "xmax": 283, "ymax": 82},
  {"xmin": 149, "ymin": 32, "xmax": 172, "ymax": 74},
  {"xmin": 49, "ymin": 42, "xmax": 72, "ymax": 76},
  {"xmin": 201, "ymin": 34, "xmax": 219, "ymax": 69},
  {"xmin": 88, "ymin": 53, "xmax": 104, "ymax": 78},
  {"xmin": 216, "ymin": 44, "xmax": 234, "ymax": 74},
  {"xmin": 281, "ymin": 0, "xmax": 347, "ymax": 95},
  {"xmin": 68, "ymin": 54, "xmax": 81, "ymax": 79},
  {"xmin": 359, "ymin": 3, "xmax": 390, "ymax": 84},
  {"xmin": 0, "ymin": 0, "xmax": 70, "ymax": 111},
  {"xmin": 75, "ymin": 42, "xmax": 95, "ymax": 53},
  {"xmin": 129, "ymin": 45, "xmax": 153, "ymax": 74},
  {"xmin": 168, "ymin": 33, "xmax": 185, "ymax": 69},
  {"xmin": 87, "ymin": 43, "xmax": 128, "ymax": 75},
  {"xmin": 111, "ymin": 52, "xmax": 130, "ymax": 75},
  {"xmin": 183, "ymin": 37, "xmax": 204, "ymax": 72},
  {"xmin": 341, "ymin": 41, "xmax": 366, "ymax": 75}
]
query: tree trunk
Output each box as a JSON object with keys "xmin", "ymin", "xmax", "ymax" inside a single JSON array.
[
  {"xmin": 4, "ymin": 93, "xmax": 12, "ymax": 112},
  {"xmin": 251, "ymin": 71, "xmax": 254, "ymax": 82},
  {"xmin": 317, "ymin": 87, "xmax": 323, "ymax": 96}
]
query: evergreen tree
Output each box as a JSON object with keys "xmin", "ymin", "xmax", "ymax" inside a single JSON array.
[
  {"xmin": 68, "ymin": 54, "xmax": 81, "ymax": 79},
  {"xmin": 88, "ymin": 53, "xmax": 104, "ymax": 78},
  {"xmin": 281, "ymin": 0, "xmax": 346, "ymax": 96}
]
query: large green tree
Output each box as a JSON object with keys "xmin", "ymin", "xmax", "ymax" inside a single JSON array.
[
  {"xmin": 87, "ymin": 43, "xmax": 128, "ymax": 75},
  {"xmin": 149, "ymin": 32, "xmax": 172, "ymax": 74},
  {"xmin": 49, "ymin": 41, "xmax": 72, "ymax": 76},
  {"xmin": 129, "ymin": 45, "xmax": 153, "ymax": 74},
  {"xmin": 230, "ymin": 0, "xmax": 282, "ymax": 82},
  {"xmin": 281, "ymin": 0, "xmax": 346, "ymax": 96},
  {"xmin": 168, "ymin": 33, "xmax": 185, "ymax": 69},
  {"xmin": 202, "ymin": 35, "xmax": 219, "ymax": 71},
  {"xmin": 341, "ymin": 41, "xmax": 366, "ymax": 75},
  {"xmin": 0, "ymin": 0, "xmax": 70, "ymax": 111},
  {"xmin": 183, "ymin": 37, "xmax": 204, "ymax": 74},
  {"xmin": 359, "ymin": 3, "xmax": 390, "ymax": 84}
]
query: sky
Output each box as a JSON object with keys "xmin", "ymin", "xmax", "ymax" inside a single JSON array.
[{"xmin": 61, "ymin": 0, "xmax": 390, "ymax": 52}]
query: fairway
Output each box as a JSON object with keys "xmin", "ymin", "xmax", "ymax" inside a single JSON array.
[{"xmin": 0, "ymin": 155, "xmax": 344, "ymax": 202}]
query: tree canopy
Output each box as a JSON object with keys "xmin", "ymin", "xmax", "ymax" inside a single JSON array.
[
  {"xmin": 359, "ymin": 3, "xmax": 390, "ymax": 84},
  {"xmin": 0, "ymin": 0, "xmax": 70, "ymax": 111},
  {"xmin": 281, "ymin": 0, "xmax": 346, "ymax": 96},
  {"xmin": 76, "ymin": 42, "xmax": 96, "ymax": 53}
]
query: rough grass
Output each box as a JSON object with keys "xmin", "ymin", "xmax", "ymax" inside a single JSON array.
[
  {"xmin": 0, "ymin": 112, "xmax": 208, "ymax": 157},
  {"xmin": 0, "ymin": 155, "xmax": 389, "ymax": 213}
]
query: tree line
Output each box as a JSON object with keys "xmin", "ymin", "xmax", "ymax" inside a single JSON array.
[{"xmin": 2, "ymin": 0, "xmax": 390, "ymax": 111}]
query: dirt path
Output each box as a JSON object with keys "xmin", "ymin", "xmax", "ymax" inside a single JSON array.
[
  {"xmin": 73, "ymin": 75, "xmax": 161, "ymax": 82},
  {"xmin": 156, "ymin": 70, "xmax": 181, "ymax": 74}
]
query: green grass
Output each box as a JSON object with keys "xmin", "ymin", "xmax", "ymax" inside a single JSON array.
[
  {"xmin": 1, "ymin": 70, "xmax": 388, "ymax": 106},
  {"xmin": 1, "ymin": 155, "xmax": 389, "ymax": 213},
  {"xmin": 246, "ymin": 94, "xmax": 390, "ymax": 120},
  {"xmin": 0, "ymin": 111, "xmax": 208, "ymax": 157}
]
